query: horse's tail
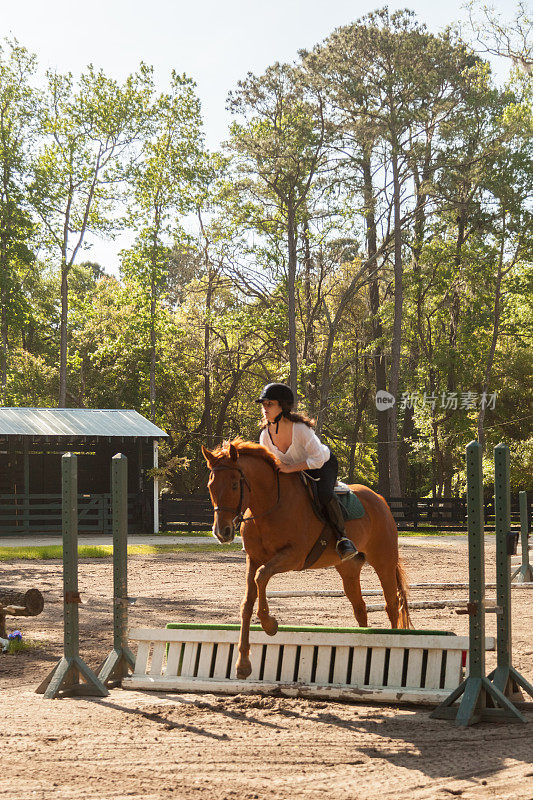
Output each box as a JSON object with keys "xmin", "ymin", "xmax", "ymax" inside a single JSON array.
[{"xmin": 396, "ymin": 558, "xmax": 412, "ymax": 629}]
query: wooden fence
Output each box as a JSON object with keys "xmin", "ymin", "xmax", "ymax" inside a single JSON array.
[
  {"xmin": 0, "ymin": 492, "xmax": 529, "ymax": 535},
  {"xmin": 0, "ymin": 493, "xmax": 140, "ymax": 534},
  {"xmin": 159, "ymin": 494, "xmax": 531, "ymax": 533}
]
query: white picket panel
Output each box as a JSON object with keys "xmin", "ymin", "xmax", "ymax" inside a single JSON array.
[
  {"xmin": 196, "ymin": 642, "xmax": 215, "ymax": 679},
  {"xmin": 332, "ymin": 646, "xmax": 350, "ymax": 685},
  {"xmin": 349, "ymin": 646, "xmax": 367, "ymax": 685},
  {"xmin": 425, "ymin": 650, "xmax": 443, "ymax": 690},
  {"xmin": 387, "ymin": 648, "xmax": 405, "ymax": 687},
  {"xmin": 212, "ymin": 643, "xmax": 231, "ymax": 679},
  {"xmin": 123, "ymin": 626, "xmax": 495, "ymax": 706},
  {"xmin": 279, "ymin": 644, "xmax": 298, "ymax": 682},
  {"xmin": 149, "ymin": 642, "xmax": 166, "ymax": 677},
  {"xmin": 262, "ymin": 644, "xmax": 280, "ymax": 682},
  {"xmin": 368, "ymin": 647, "xmax": 387, "ymax": 687},
  {"xmin": 166, "ymin": 642, "xmax": 181, "ymax": 677},
  {"xmin": 314, "ymin": 646, "xmax": 332, "ymax": 684},
  {"xmin": 297, "ymin": 645, "xmax": 315, "ymax": 683}
]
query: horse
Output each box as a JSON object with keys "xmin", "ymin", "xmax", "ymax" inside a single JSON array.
[{"xmin": 202, "ymin": 438, "xmax": 411, "ymax": 680}]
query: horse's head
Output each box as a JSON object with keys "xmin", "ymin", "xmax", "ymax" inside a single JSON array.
[{"xmin": 202, "ymin": 442, "xmax": 250, "ymax": 543}]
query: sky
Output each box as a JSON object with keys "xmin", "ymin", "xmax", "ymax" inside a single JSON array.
[{"xmin": 1, "ymin": 0, "xmax": 520, "ymax": 272}]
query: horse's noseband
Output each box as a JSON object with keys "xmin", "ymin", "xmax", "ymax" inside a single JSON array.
[{"xmin": 210, "ymin": 462, "xmax": 281, "ymax": 529}]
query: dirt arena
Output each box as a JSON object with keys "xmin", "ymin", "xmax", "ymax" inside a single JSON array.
[{"xmin": 1, "ymin": 537, "xmax": 532, "ymax": 800}]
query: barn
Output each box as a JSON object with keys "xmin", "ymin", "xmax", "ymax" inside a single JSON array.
[{"xmin": 0, "ymin": 408, "xmax": 167, "ymax": 534}]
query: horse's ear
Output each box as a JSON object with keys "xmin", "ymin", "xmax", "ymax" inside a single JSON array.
[
  {"xmin": 201, "ymin": 445, "xmax": 218, "ymax": 469},
  {"xmin": 229, "ymin": 443, "xmax": 238, "ymax": 462}
]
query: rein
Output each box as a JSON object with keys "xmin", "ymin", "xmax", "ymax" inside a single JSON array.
[{"xmin": 210, "ymin": 461, "xmax": 281, "ymax": 529}]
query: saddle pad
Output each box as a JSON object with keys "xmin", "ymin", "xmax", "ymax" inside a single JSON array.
[
  {"xmin": 337, "ymin": 489, "xmax": 365, "ymax": 520},
  {"xmin": 333, "ymin": 481, "xmax": 352, "ymax": 494}
]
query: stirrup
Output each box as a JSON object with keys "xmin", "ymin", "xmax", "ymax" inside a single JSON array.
[{"xmin": 336, "ymin": 537, "xmax": 358, "ymax": 561}]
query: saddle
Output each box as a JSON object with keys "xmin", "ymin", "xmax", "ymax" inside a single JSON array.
[
  {"xmin": 299, "ymin": 474, "xmax": 366, "ymax": 523},
  {"xmin": 298, "ymin": 473, "xmax": 365, "ymax": 570}
]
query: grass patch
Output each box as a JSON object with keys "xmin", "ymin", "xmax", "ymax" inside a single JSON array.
[
  {"xmin": 128, "ymin": 542, "xmax": 242, "ymax": 555},
  {"xmin": 2, "ymin": 638, "xmax": 42, "ymax": 654},
  {"xmin": 156, "ymin": 530, "xmax": 212, "ymax": 537},
  {"xmin": 398, "ymin": 530, "xmax": 465, "ymax": 537},
  {"xmin": 0, "ymin": 542, "xmax": 242, "ymax": 561}
]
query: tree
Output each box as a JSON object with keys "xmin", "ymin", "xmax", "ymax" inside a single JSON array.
[
  {"xmin": 227, "ymin": 62, "xmax": 331, "ymax": 399},
  {"xmin": 121, "ymin": 71, "xmax": 206, "ymax": 421},
  {"xmin": 304, "ymin": 9, "xmax": 478, "ymax": 495},
  {"xmin": 465, "ymin": 1, "xmax": 532, "ymax": 75},
  {"xmin": 0, "ymin": 38, "xmax": 37, "ymax": 399},
  {"xmin": 30, "ymin": 63, "xmax": 153, "ymax": 407}
]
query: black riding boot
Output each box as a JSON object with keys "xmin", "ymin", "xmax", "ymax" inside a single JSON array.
[{"xmin": 325, "ymin": 496, "xmax": 358, "ymax": 561}]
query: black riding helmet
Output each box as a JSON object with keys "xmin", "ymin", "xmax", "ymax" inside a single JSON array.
[
  {"xmin": 256, "ymin": 383, "xmax": 294, "ymax": 407},
  {"xmin": 256, "ymin": 383, "xmax": 294, "ymax": 433}
]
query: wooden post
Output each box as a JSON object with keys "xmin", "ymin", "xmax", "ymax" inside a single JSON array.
[
  {"xmin": 513, "ymin": 491, "xmax": 532, "ymax": 583},
  {"xmin": 488, "ymin": 445, "xmax": 533, "ymax": 703},
  {"xmin": 153, "ymin": 440, "xmax": 159, "ymax": 534},
  {"xmin": 23, "ymin": 439, "xmax": 30, "ymax": 534},
  {"xmin": 431, "ymin": 441, "xmax": 524, "ymax": 725},
  {"xmin": 99, "ymin": 454, "xmax": 135, "ymax": 686},
  {"xmin": 36, "ymin": 453, "xmax": 108, "ymax": 699}
]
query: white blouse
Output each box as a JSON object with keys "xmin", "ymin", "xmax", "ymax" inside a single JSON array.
[{"xmin": 259, "ymin": 422, "xmax": 330, "ymax": 470}]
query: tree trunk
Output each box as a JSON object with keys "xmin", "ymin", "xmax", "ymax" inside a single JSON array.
[
  {"xmin": 197, "ymin": 268, "xmax": 214, "ymax": 445},
  {"xmin": 0, "ymin": 298, "xmax": 7, "ymax": 397},
  {"xmin": 287, "ymin": 202, "xmax": 298, "ymax": 402},
  {"xmin": 149, "ymin": 271, "xmax": 157, "ymax": 423},
  {"xmin": 400, "ymin": 400, "xmax": 415, "ymax": 495},
  {"xmin": 405, "ymin": 141, "xmax": 431, "ymax": 497},
  {"xmin": 0, "ymin": 588, "xmax": 44, "ymax": 639},
  {"xmin": 363, "ymin": 154, "xmax": 389, "ymax": 495},
  {"xmin": 302, "ymin": 218, "xmax": 318, "ymax": 417},
  {"xmin": 346, "ymin": 381, "xmax": 369, "ymax": 483},
  {"xmin": 387, "ymin": 145, "xmax": 403, "ymax": 498},
  {"xmin": 478, "ymin": 220, "xmax": 506, "ymax": 448},
  {"xmin": 58, "ymin": 265, "xmax": 69, "ymax": 408}
]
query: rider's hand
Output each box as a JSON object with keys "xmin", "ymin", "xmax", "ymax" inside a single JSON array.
[
  {"xmin": 278, "ymin": 463, "xmax": 294, "ymax": 473},
  {"xmin": 278, "ymin": 462, "xmax": 307, "ymax": 474}
]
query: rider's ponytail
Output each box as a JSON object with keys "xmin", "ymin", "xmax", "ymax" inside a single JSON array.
[{"xmin": 285, "ymin": 410, "xmax": 315, "ymax": 428}]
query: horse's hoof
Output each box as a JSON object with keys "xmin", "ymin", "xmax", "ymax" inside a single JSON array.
[
  {"xmin": 262, "ymin": 618, "xmax": 278, "ymax": 636},
  {"xmin": 236, "ymin": 661, "xmax": 252, "ymax": 679}
]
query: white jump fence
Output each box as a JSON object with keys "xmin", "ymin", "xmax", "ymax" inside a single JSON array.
[{"xmin": 123, "ymin": 623, "xmax": 495, "ymax": 706}]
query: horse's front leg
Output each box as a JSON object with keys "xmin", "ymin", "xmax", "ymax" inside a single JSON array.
[
  {"xmin": 255, "ymin": 549, "xmax": 295, "ymax": 636},
  {"xmin": 236, "ymin": 555, "xmax": 259, "ymax": 679}
]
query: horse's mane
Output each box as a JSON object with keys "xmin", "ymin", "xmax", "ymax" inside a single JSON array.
[{"xmin": 212, "ymin": 437, "xmax": 280, "ymax": 469}]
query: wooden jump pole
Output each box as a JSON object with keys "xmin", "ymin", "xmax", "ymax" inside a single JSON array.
[
  {"xmin": 36, "ymin": 453, "xmax": 108, "ymax": 700},
  {"xmin": 430, "ymin": 441, "xmax": 526, "ymax": 726},
  {"xmin": 267, "ymin": 583, "xmax": 533, "ymax": 599},
  {"xmin": 512, "ymin": 491, "xmax": 532, "ymax": 583},
  {"xmin": 98, "ymin": 453, "xmax": 135, "ymax": 687},
  {"xmin": 489, "ymin": 445, "xmax": 533, "ymax": 703}
]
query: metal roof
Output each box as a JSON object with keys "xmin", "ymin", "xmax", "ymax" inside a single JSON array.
[{"xmin": 0, "ymin": 408, "xmax": 168, "ymax": 438}]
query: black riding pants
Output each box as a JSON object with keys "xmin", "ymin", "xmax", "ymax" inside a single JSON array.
[{"xmin": 305, "ymin": 453, "xmax": 338, "ymax": 507}]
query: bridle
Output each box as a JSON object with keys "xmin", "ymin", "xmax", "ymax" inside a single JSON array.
[{"xmin": 210, "ymin": 461, "xmax": 281, "ymax": 529}]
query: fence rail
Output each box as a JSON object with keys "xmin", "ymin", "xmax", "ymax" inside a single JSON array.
[
  {"xmin": 0, "ymin": 493, "xmax": 139, "ymax": 533},
  {"xmin": 160, "ymin": 494, "xmax": 531, "ymax": 533},
  {"xmin": 1, "ymin": 492, "xmax": 529, "ymax": 535}
]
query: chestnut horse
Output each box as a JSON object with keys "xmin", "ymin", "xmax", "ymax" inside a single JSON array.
[{"xmin": 202, "ymin": 438, "xmax": 411, "ymax": 680}]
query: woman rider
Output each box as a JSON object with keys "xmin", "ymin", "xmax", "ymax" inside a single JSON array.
[{"xmin": 257, "ymin": 382, "xmax": 358, "ymax": 561}]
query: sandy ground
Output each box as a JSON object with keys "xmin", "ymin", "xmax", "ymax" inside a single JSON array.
[{"xmin": 0, "ymin": 538, "xmax": 532, "ymax": 800}]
